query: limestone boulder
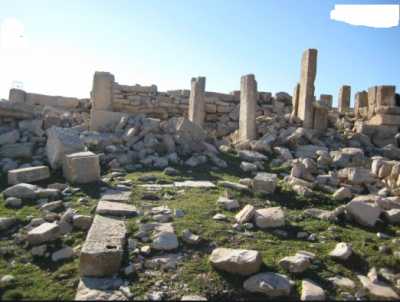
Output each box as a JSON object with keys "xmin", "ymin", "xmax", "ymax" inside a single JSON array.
[
  {"xmin": 27, "ymin": 222, "xmax": 61, "ymax": 245},
  {"xmin": 3, "ymin": 183, "xmax": 38, "ymax": 199},
  {"xmin": 8, "ymin": 166, "xmax": 50, "ymax": 185},
  {"xmin": 254, "ymin": 207, "xmax": 285, "ymax": 229},
  {"xmin": 0, "ymin": 143, "xmax": 33, "ymax": 159},
  {"xmin": 151, "ymin": 231, "xmax": 179, "ymax": 251},
  {"xmin": 46, "ymin": 126, "xmax": 85, "ymax": 169},
  {"xmin": 209, "ymin": 248, "xmax": 262, "ymax": 276},
  {"xmin": 346, "ymin": 199, "xmax": 381, "ymax": 227},
  {"xmin": 0, "ymin": 129, "xmax": 19, "ymax": 145},
  {"xmin": 301, "ymin": 279, "xmax": 326, "ymax": 301}
]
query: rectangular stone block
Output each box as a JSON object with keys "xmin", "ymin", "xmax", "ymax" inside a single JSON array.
[
  {"xmin": 253, "ymin": 172, "xmax": 278, "ymax": 194},
  {"xmin": 89, "ymin": 109, "xmax": 128, "ymax": 131},
  {"xmin": 8, "ymin": 166, "xmax": 50, "ymax": 185},
  {"xmin": 80, "ymin": 215, "xmax": 126, "ymax": 277},
  {"xmin": 368, "ymin": 113, "xmax": 400, "ymax": 126},
  {"xmin": 63, "ymin": 151, "xmax": 101, "ymax": 184},
  {"xmin": 0, "ymin": 143, "xmax": 33, "ymax": 159},
  {"xmin": 46, "ymin": 127, "xmax": 84, "ymax": 169},
  {"xmin": 297, "ymin": 49, "xmax": 317, "ymax": 128}
]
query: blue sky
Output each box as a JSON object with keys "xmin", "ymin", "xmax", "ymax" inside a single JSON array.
[{"xmin": 0, "ymin": 0, "xmax": 399, "ymax": 106}]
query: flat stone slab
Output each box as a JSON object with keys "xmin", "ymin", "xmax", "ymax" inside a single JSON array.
[
  {"xmin": 96, "ymin": 200, "xmax": 138, "ymax": 217},
  {"xmin": 140, "ymin": 180, "xmax": 215, "ymax": 189},
  {"xmin": 100, "ymin": 191, "xmax": 131, "ymax": 203},
  {"xmin": 75, "ymin": 277, "xmax": 127, "ymax": 301},
  {"xmin": 8, "ymin": 166, "xmax": 50, "ymax": 185},
  {"xmin": 80, "ymin": 215, "xmax": 127, "ymax": 277}
]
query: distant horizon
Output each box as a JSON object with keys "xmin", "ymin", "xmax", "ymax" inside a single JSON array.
[{"xmin": 1, "ymin": 0, "xmax": 399, "ymax": 107}]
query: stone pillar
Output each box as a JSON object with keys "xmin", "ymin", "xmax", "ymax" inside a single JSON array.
[
  {"xmin": 354, "ymin": 91, "xmax": 368, "ymax": 118},
  {"xmin": 239, "ymin": 74, "xmax": 257, "ymax": 142},
  {"xmin": 338, "ymin": 85, "xmax": 351, "ymax": 113},
  {"xmin": 368, "ymin": 86, "xmax": 377, "ymax": 119},
  {"xmin": 313, "ymin": 102, "xmax": 328, "ymax": 131},
  {"xmin": 91, "ymin": 72, "xmax": 115, "ymax": 110},
  {"xmin": 9, "ymin": 89, "xmax": 26, "ymax": 103},
  {"xmin": 320, "ymin": 94, "xmax": 332, "ymax": 108},
  {"xmin": 291, "ymin": 83, "xmax": 300, "ymax": 118},
  {"xmin": 297, "ymin": 49, "xmax": 317, "ymax": 128},
  {"xmin": 376, "ymin": 85, "xmax": 396, "ymax": 107},
  {"xmin": 188, "ymin": 76, "xmax": 206, "ymax": 127}
]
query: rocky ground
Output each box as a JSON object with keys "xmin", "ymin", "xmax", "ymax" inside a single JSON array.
[
  {"xmin": 1, "ymin": 150, "xmax": 400, "ymax": 300},
  {"xmin": 1, "ymin": 103, "xmax": 400, "ymax": 300}
]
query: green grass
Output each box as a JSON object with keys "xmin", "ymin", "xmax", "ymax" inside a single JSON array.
[{"xmin": 1, "ymin": 155, "xmax": 400, "ymax": 300}]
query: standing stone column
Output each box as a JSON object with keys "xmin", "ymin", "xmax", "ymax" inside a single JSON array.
[
  {"xmin": 368, "ymin": 86, "xmax": 377, "ymax": 119},
  {"xmin": 354, "ymin": 91, "xmax": 368, "ymax": 118},
  {"xmin": 320, "ymin": 94, "xmax": 332, "ymax": 108},
  {"xmin": 239, "ymin": 74, "xmax": 257, "ymax": 142},
  {"xmin": 291, "ymin": 83, "xmax": 300, "ymax": 118},
  {"xmin": 297, "ymin": 49, "xmax": 317, "ymax": 128},
  {"xmin": 188, "ymin": 77, "xmax": 206, "ymax": 127},
  {"xmin": 338, "ymin": 85, "xmax": 351, "ymax": 113},
  {"xmin": 91, "ymin": 72, "xmax": 115, "ymax": 110},
  {"xmin": 9, "ymin": 89, "xmax": 26, "ymax": 103},
  {"xmin": 376, "ymin": 85, "xmax": 396, "ymax": 107}
]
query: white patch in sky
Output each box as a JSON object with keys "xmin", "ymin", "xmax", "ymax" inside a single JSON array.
[
  {"xmin": 0, "ymin": 17, "xmax": 28, "ymax": 51},
  {"xmin": 330, "ymin": 4, "xmax": 400, "ymax": 28}
]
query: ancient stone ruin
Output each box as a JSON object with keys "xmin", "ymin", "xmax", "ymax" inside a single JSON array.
[{"xmin": 1, "ymin": 48, "xmax": 400, "ymax": 300}]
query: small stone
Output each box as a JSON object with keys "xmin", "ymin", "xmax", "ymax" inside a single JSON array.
[
  {"xmin": 182, "ymin": 229, "xmax": 200, "ymax": 244},
  {"xmin": 4, "ymin": 197, "xmax": 22, "ymax": 208},
  {"xmin": 213, "ymin": 213, "xmax": 227, "ymax": 221},
  {"xmin": 235, "ymin": 204, "xmax": 255, "ymax": 223},
  {"xmin": 217, "ymin": 196, "xmax": 240, "ymax": 211},
  {"xmin": 301, "ymin": 279, "xmax": 326, "ymax": 300},
  {"xmin": 151, "ymin": 232, "xmax": 178, "ymax": 251},
  {"xmin": 329, "ymin": 242, "xmax": 353, "ymax": 260},
  {"xmin": 243, "ymin": 272, "xmax": 293, "ymax": 297},
  {"xmin": 52, "ymin": 246, "xmax": 74, "ymax": 262}
]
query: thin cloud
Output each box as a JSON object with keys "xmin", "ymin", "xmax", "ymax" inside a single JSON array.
[{"xmin": 330, "ymin": 4, "xmax": 400, "ymax": 28}]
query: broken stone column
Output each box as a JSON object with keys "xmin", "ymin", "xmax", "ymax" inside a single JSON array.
[
  {"xmin": 291, "ymin": 83, "xmax": 300, "ymax": 118},
  {"xmin": 368, "ymin": 86, "xmax": 377, "ymax": 119},
  {"xmin": 354, "ymin": 91, "xmax": 368, "ymax": 118},
  {"xmin": 376, "ymin": 85, "xmax": 396, "ymax": 107},
  {"xmin": 188, "ymin": 77, "xmax": 206, "ymax": 127},
  {"xmin": 297, "ymin": 49, "xmax": 317, "ymax": 128},
  {"xmin": 9, "ymin": 89, "xmax": 26, "ymax": 103},
  {"xmin": 320, "ymin": 94, "xmax": 332, "ymax": 108},
  {"xmin": 91, "ymin": 72, "xmax": 115, "ymax": 110},
  {"xmin": 239, "ymin": 74, "xmax": 257, "ymax": 142},
  {"xmin": 338, "ymin": 85, "xmax": 351, "ymax": 113},
  {"xmin": 313, "ymin": 102, "xmax": 329, "ymax": 131}
]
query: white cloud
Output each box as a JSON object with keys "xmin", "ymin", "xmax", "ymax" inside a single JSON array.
[{"xmin": 330, "ymin": 4, "xmax": 400, "ymax": 28}]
